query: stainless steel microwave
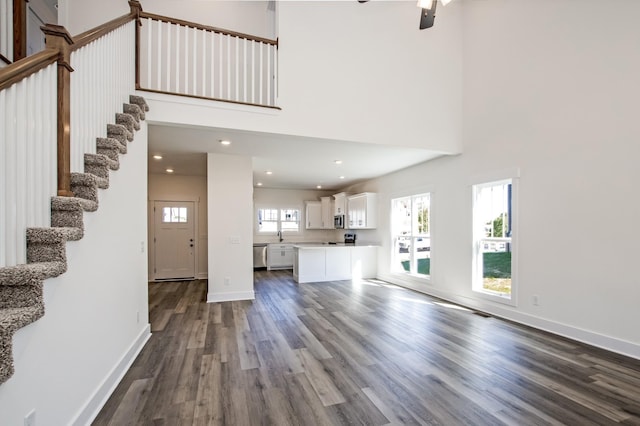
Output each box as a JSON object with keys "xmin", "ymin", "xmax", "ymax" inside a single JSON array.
[{"xmin": 334, "ymin": 214, "xmax": 345, "ymax": 229}]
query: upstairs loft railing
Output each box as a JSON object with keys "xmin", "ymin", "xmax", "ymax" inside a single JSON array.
[
  {"xmin": 137, "ymin": 12, "xmax": 278, "ymax": 108},
  {"xmin": 0, "ymin": 1, "xmax": 275, "ymax": 267}
]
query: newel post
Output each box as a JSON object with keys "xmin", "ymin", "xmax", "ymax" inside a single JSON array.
[
  {"xmin": 41, "ymin": 24, "xmax": 74, "ymax": 197},
  {"xmin": 129, "ymin": 0, "xmax": 143, "ymax": 89}
]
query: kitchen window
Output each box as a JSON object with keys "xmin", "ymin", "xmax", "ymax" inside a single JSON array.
[
  {"xmin": 391, "ymin": 193, "xmax": 430, "ymax": 278},
  {"xmin": 472, "ymin": 176, "xmax": 517, "ymax": 304},
  {"xmin": 257, "ymin": 208, "xmax": 300, "ymax": 234}
]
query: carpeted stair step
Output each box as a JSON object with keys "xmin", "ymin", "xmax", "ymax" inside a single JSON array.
[
  {"xmin": 0, "ymin": 306, "xmax": 45, "ymax": 383},
  {"xmin": 86, "ymin": 152, "xmax": 118, "ymax": 172},
  {"xmin": 51, "ymin": 196, "xmax": 84, "ymax": 238},
  {"xmin": 70, "ymin": 173, "xmax": 99, "ymax": 212},
  {"xmin": 129, "ymin": 95, "xmax": 149, "ymax": 120},
  {"xmin": 0, "ymin": 261, "xmax": 67, "ymax": 286},
  {"xmin": 0, "ymin": 281, "xmax": 43, "ymax": 310},
  {"xmin": 26, "ymin": 228, "xmax": 72, "ymax": 264},
  {"xmin": 84, "ymin": 154, "xmax": 112, "ymax": 189},
  {"xmin": 123, "ymin": 103, "xmax": 142, "ymax": 125},
  {"xmin": 107, "ymin": 124, "xmax": 131, "ymax": 151},
  {"xmin": 116, "ymin": 113, "xmax": 138, "ymax": 135},
  {"xmin": 97, "ymin": 137, "xmax": 125, "ymax": 159}
]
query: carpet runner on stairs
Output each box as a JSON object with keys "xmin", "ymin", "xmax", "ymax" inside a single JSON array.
[{"xmin": 0, "ymin": 95, "xmax": 149, "ymax": 385}]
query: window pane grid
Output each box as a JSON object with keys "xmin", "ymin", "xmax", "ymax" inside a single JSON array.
[
  {"xmin": 474, "ymin": 180, "xmax": 513, "ymax": 298},
  {"xmin": 392, "ymin": 193, "xmax": 430, "ymax": 277},
  {"xmin": 162, "ymin": 207, "xmax": 187, "ymax": 223},
  {"xmin": 257, "ymin": 208, "xmax": 301, "ymax": 233}
]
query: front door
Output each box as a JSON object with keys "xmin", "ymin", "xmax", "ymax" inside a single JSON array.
[{"xmin": 153, "ymin": 201, "xmax": 196, "ymax": 280}]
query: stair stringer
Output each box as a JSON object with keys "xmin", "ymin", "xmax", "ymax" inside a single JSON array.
[{"xmin": 0, "ymin": 96, "xmax": 150, "ymax": 385}]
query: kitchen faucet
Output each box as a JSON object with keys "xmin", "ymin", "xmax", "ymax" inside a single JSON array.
[{"xmin": 277, "ymin": 231, "xmax": 283, "ymax": 242}]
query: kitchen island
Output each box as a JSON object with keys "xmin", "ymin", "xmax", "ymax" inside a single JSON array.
[{"xmin": 292, "ymin": 243, "xmax": 378, "ymax": 283}]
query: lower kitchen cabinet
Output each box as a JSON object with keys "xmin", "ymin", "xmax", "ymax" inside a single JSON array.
[
  {"xmin": 293, "ymin": 245, "xmax": 378, "ymax": 283},
  {"xmin": 268, "ymin": 244, "xmax": 294, "ymax": 270}
]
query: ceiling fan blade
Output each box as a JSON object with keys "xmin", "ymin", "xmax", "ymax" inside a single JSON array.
[{"xmin": 419, "ymin": 0, "xmax": 437, "ymax": 29}]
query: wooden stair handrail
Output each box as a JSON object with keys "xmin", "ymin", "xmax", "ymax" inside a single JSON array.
[
  {"xmin": 0, "ymin": 48, "xmax": 58, "ymax": 91},
  {"xmin": 71, "ymin": 13, "xmax": 137, "ymax": 52},
  {"xmin": 140, "ymin": 11, "xmax": 278, "ymax": 47},
  {"xmin": 0, "ymin": 53, "xmax": 11, "ymax": 65}
]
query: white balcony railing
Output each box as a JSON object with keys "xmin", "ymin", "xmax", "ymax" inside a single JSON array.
[{"xmin": 138, "ymin": 14, "xmax": 278, "ymax": 108}]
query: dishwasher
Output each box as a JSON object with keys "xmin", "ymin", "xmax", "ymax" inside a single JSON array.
[{"xmin": 253, "ymin": 243, "xmax": 268, "ymax": 269}]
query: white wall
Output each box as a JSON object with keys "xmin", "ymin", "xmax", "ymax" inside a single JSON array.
[
  {"xmin": 148, "ymin": 173, "xmax": 208, "ymax": 279},
  {"xmin": 139, "ymin": 0, "xmax": 463, "ymax": 156},
  {"xmin": 346, "ymin": 0, "xmax": 640, "ymax": 359},
  {"xmin": 253, "ymin": 187, "xmax": 343, "ymax": 244},
  {"xmin": 0, "ymin": 124, "xmax": 150, "ymax": 425},
  {"xmin": 276, "ymin": 0, "xmax": 462, "ymax": 152},
  {"xmin": 207, "ymin": 153, "xmax": 254, "ymax": 302}
]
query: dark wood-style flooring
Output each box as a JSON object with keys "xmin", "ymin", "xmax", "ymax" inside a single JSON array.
[{"xmin": 93, "ymin": 270, "xmax": 640, "ymax": 425}]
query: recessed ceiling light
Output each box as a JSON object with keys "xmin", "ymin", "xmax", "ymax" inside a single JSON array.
[
  {"xmin": 153, "ymin": 155, "xmax": 163, "ymax": 160},
  {"xmin": 339, "ymin": 176, "xmax": 345, "ymax": 179},
  {"xmin": 220, "ymin": 140, "xmax": 231, "ymax": 146},
  {"xmin": 257, "ymin": 182, "xmax": 263, "ymax": 186},
  {"xmin": 265, "ymin": 170, "xmax": 273, "ymax": 175},
  {"xmin": 166, "ymin": 168, "xmax": 174, "ymax": 173},
  {"xmin": 317, "ymin": 185, "xmax": 322, "ymax": 189},
  {"xmin": 334, "ymin": 160, "xmax": 343, "ymax": 165}
]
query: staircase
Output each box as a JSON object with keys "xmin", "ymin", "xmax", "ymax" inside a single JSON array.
[{"xmin": 0, "ymin": 95, "xmax": 149, "ymax": 385}]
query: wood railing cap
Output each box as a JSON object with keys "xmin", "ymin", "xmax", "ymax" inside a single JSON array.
[{"xmin": 40, "ymin": 24, "xmax": 75, "ymax": 45}]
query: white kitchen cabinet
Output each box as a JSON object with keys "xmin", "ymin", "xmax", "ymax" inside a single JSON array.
[
  {"xmin": 293, "ymin": 245, "xmax": 378, "ymax": 283},
  {"xmin": 351, "ymin": 246, "xmax": 378, "ymax": 279},
  {"xmin": 347, "ymin": 192, "xmax": 377, "ymax": 229},
  {"xmin": 321, "ymin": 197, "xmax": 334, "ymax": 229},
  {"xmin": 333, "ymin": 192, "xmax": 349, "ymax": 216},
  {"xmin": 306, "ymin": 201, "xmax": 323, "ymax": 229},
  {"xmin": 307, "ymin": 198, "xmax": 334, "ymax": 229},
  {"xmin": 268, "ymin": 244, "xmax": 294, "ymax": 270}
]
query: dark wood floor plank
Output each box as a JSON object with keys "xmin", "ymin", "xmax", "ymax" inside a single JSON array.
[{"xmin": 93, "ymin": 273, "xmax": 640, "ymax": 425}]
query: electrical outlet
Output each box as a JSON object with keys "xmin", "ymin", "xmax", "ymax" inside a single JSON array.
[
  {"xmin": 136, "ymin": 311, "xmax": 140, "ymax": 324},
  {"xmin": 25, "ymin": 410, "xmax": 36, "ymax": 426},
  {"xmin": 140, "ymin": 241, "xmax": 145, "ymax": 253},
  {"xmin": 224, "ymin": 277, "xmax": 230, "ymax": 286},
  {"xmin": 532, "ymin": 295, "xmax": 540, "ymax": 306}
]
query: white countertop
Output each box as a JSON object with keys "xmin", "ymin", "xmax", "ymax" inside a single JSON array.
[{"xmin": 293, "ymin": 242, "xmax": 380, "ymax": 249}]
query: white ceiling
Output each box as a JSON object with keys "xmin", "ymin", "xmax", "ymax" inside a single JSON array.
[{"xmin": 148, "ymin": 124, "xmax": 444, "ymax": 191}]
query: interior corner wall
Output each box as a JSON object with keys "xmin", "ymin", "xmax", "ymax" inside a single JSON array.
[
  {"xmin": 207, "ymin": 153, "xmax": 254, "ymax": 302},
  {"xmin": 346, "ymin": 0, "xmax": 640, "ymax": 359},
  {"xmin": 0, "ymin": 124, "xmax": 150, "ymax": 425},
  {"xmin": 148, "ymin": 173, "xmax": 209, "ymax": 279}
]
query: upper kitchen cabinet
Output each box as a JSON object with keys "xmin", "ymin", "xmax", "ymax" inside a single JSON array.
[
  {"xmin": 320, "ymin": 197, "xmax": 334, "ymax": 229},
  {"xmin": 333, "ymin": 192, "xmax": 349, "ymax": 216},
  {"xmin": 306, "ymin": 201, "xmax": 323, "ymax": 229},
  {"xmin": 347, "ymin": 192, "xmax": 377, "ymax": 229},
  {"xmin": 307, "ymin": 198, "xmax": 334, "ymax": 229}
]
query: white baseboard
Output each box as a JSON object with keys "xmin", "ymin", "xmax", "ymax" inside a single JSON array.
[
  {"xmin": 378, "ymin": 273, "xmax": 640, "ymax": 361},
  {"xmin": 71, "ymin": 324, "xmax": 152, "ymax": 426},
  {"xmin": 207, "ymin": 290, "xmax": 255, "ymax": 303}
]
